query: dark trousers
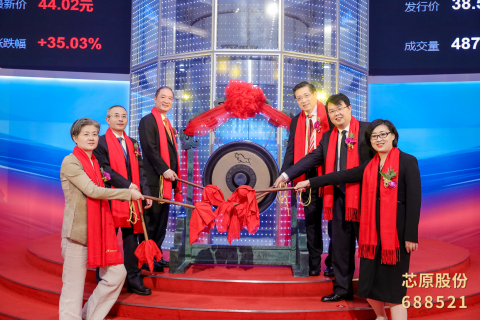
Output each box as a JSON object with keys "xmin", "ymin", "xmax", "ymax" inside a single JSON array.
[
  {"xmin": 332, "ymin": 188, "xmax": 360, "ymax": 296},
  {"xmin": 143, "ymin": 186, "xmax": 170, "ymax": 259},
  {"xmin": 303, "ymin": 190, "xmax": 332, "ymax": 270},
  {"xmin": 121, "ymin": 226, "xmax": 142, "ymax": 287},
  {"xmin": 96, "ymin": 226, "xmax": 143, "ymax": 286}
]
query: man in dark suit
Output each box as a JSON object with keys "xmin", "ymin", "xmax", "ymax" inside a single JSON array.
[
  {"xmin": 138, "ymin": 86, "xmax": 182, "ymax": 272},
  {"xmin": 275, "ymin": 93, "xmax": 375, "ymax": 302},
  {"xmin": 279, "ymin": 81, "xmax": 334, "ymax": 277},
  {"xmin": 93, "ymin": 105, "xmax": 153, "ymax": 295}
]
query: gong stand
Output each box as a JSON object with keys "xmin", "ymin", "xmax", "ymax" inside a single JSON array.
[{"xmin": 169, "ymin": 136, "xmax": 309, "ymax": 277}]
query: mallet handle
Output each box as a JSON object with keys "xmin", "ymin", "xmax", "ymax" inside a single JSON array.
[
  {"xmin": 176, "ymin": 178, "xmax": 204, "ymax": 189},
  {"xmin": 144, "ymin": 195, "xmax": 196, "ymax": 209}
]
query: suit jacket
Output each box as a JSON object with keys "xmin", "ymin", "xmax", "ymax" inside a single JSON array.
[
  {"xmin": 308, "ymin": 151, "xmax": 421, "ymax": 242},
  {"xmin": 138, "ymin": 113, "xmax": 178, "ymax": 188},
  {"xmin": 60, "ymin": 154, "xmax": 131, "ymax": 246},
  {"xmin": 93, "ymin": 135, "xmax": 151, "ymax": 196},
  {"xmin": 283, "ymin": 120, "xmax": 375, "ymax": 183},
  {"xmin": 281, "ymin": 108, "xmax": 334, "ymax": 180}
]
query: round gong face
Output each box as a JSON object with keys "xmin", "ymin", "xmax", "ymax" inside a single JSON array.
[{"xmin": 203, "ymin": 141, "xmax": 279, "ymax": 213}]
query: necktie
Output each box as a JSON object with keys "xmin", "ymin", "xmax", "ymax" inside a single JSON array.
[
  {"xmin": 307, "ymin": 114, "xmax": 315, "ymax": 153},
  {"xmin": 339, "ymin": 130, "xmax": 347, "ymax": 193},
  {"xmin": 118, "ymin": 137, "xmax": 128, "ymax": 160},
  {"xmin": 164, "ymin": 118, "xmax": 173, "ymax": 143}
]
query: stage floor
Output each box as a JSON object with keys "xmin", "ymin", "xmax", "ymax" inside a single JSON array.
[{"xmin": 1, "ymin": 233, "xmax": 480, "ymax": 319}]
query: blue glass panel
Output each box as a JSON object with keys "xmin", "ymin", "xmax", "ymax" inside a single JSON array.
[
  {"xmin": 340, "ymin": 0, "xmax": 367, "ymax": 68},
  {"xmin": 217, "ymin": 0, "xmax": 279, "ymax": 50},
  {"xmin": 159, "ymin": 56, "xmax": 212, "ymax": 178},
  {"xmin": 130, "ymin": 63, "xmax": 158, "ymax": 139},
  {"xmin": 284, "ymin": 0, "xmax": 337, "ymax": 56},
  {"xmin": 338, "ymin": 64, "xmax": 367, "ymax": 121},
  {"xmin": 161, "ymin": 0, "xmax": 213, "ymax": 56},
  {"xmin": 282, "ymin": 57, "xmax": 336, "ymax": 117},
  {"xmin": 132, "ymin": 0, "xmax": 159, "ymax": 66}
]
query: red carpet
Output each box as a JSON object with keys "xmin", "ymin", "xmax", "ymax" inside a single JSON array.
[{"xmin": 1, "ymin": 234, "xmax": 479, "ymax": 319}]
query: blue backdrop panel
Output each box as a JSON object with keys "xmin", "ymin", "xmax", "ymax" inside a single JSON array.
[
  {"xmin": 369, "ymin": 81, "xmax": 480, "ymax": 240},
  {"xmin": 0, "ymin": 76, "xmax": 130, "ymax": 178}
]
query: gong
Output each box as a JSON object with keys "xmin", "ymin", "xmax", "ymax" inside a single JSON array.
[{"xmin": 203, "ymin": 141, "xmax": 279, "ymax": 213}]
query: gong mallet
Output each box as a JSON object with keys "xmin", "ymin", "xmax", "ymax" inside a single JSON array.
[
  {"xmin": 177, "ymin": 177, "xmax": 270, "ymax": 201},
  {"xmin": 144, "ymin": 195, "xmax": 196, "ymax": 209},
  {"xmin": 137, "ymin": 200, "xmax": 149, "ymax": 240},
  {"xmin": 255, "ymin": 187, "xmax": 296, "ymax": 193},
  {"xmin": 176, "ymin": 178, "xmax": 204, "ymax": 190}
]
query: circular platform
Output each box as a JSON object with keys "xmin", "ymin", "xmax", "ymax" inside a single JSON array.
[
  {"xmin": 26, "ymin": 234, "xmax": 470, "ymax": 297},
  {"xmin": 0, "ymin": 233, "xmax": 476, "ymax": 320}
]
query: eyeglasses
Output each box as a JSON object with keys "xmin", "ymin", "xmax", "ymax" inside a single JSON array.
[
  {"xmin": 295, "ymin": 93, "xmax": 312, "ymax": 102},
  {"xmin": 370, "ymin": 132, "xmax": 391, "ymax": 141},
  {"xmin": 327, "ymin": 106, "xmax": 348, "ymax": 115},
  {"xmin": 110, "ymin": 114, "xmax": 127, "ymax": 119}
]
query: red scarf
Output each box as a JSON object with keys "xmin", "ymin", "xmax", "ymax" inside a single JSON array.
[
  {"xmin": 323, "ymin": 116, "xmax": 360, "ymax": 221},
  {"xmin": 359, "ymin": 147, "xmax": 400, "ymax": 265},
  {"xmin": 293, "ymin": 101, "xmax": 329, "ymax": 193},
  {"xmin": 105, "ymin": 128, "xmax": 142, "ymax": 233},
  {"xmin": 72, "ymin": 147, "xmax": 123, "ymax": 268},
  {"xmin": 151, "ymin": 107, "xmax": 183, "ymax": 202}
]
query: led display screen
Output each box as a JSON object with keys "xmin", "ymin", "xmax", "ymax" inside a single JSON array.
[{"xmin": 369, "ymin": 0, "xmax": 480, "ymax": 75}]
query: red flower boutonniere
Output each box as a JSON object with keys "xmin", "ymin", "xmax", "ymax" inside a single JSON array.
[
  {"xmin": 100, "ymin": 167, "xmax": 111, "ymax": 182},
  {"xmin": 313, "ymin": 120, "xmax": 321, "ymax": 133},
  {"xmin": 345, "ymin": 132, "xmax": 357, "ymax": 150},
  {"xmin": 380, "ymin": 167, "xmax": 397, "ymax": 189},
  {"xmin": 133, "ymin": 142, "xmax": 141, "ymax": 159}
]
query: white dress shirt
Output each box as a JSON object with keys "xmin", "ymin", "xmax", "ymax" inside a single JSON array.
[
  {"xmin": 110, "ymin": 130, "xmax": 134, "ymax": 188},
  {"xmin": 304, "ymin": 107, "xmax": 318, "ymax": 155},
  {"xmin": 112, "ymin": 131, "xmax": 127, "ymax": 154},
  {"xmin": 281, "ymin": 107, "xmax": 319, "ymax": 182}
]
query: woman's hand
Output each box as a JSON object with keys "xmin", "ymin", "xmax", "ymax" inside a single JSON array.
[
  {"xmin": 130, "ymin": 189, "xmax": 144, "ymax": 201},
  {"xmin": 294, "ymin": 180, "xmax": 310, "ymax": 191},
  {"xmin": 405, "ymin": 241, "xmax": 418, "ymax": 253}
]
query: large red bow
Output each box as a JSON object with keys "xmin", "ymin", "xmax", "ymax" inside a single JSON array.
[
  {"xmin": 214, "ymin": 186, "xmax": 260, "ymax": 244},
  {"xmin": 189, "ymin": 201, "xmax": 216, "ymax": 245},
  {"xmin": 135, "ymin": 240, "xmax": 162, "ymax": 272}
]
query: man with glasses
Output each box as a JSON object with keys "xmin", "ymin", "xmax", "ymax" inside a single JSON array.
[
  {"xmin": 275, "ymin": 93, "xmax": 374, "ymax": 302},
  {"xmin": 93, "ymin": 105, "xmax": 153, "ymax": 295},
  {"xmin": 276, "ymin": 81, "xmax": 334, "ymax": 277}
]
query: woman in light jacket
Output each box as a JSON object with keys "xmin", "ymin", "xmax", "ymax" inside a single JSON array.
[{"xmin": 59, "ymin": 118, "xmax": 144, "ymax": 320}]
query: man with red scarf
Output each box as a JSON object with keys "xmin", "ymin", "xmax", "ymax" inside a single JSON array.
[
  {"xmin": 93, "ymin": 105, "xmax": 153, "ymax": 295},
  {"xmin": 278, "ymin": 82, "xmax": 334, "ymax": 277},
  {"xmin": 275, "ymin": 93, "xmax": 374, "ymax": 302},
  {"xmin": 138, "ymin": 86, "xmax": 183, "ymax": 272}
]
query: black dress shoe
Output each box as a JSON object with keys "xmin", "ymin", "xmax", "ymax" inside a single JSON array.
[
  {"xmin": 157, "ymin": 258, "xmax": 170, "ymax": 267},
  {"xmin": 324, "ymin": 266, "xmax": 334, "ymax": 277},
  {"xmin": 321, "ymin": 293, "xmax": 354, "ymax": 302},
  {"xmin": 153, "ymin": 265, "xmax": 164, "ymax": 272},
  {"xmin": 309, "ymin": 268, "xmax": 321, "ymax": 276},
  {"xmin": 127, "ymin": 284, "xmax": 152, "ymax": 296}
]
